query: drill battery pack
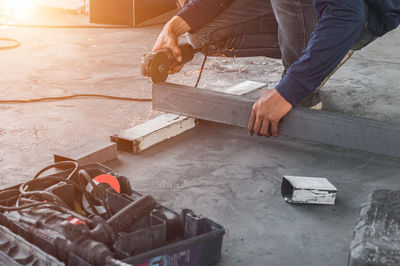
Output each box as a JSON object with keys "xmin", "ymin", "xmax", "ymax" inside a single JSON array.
[{"xmin": 0, "ymin": 163, "xmax": 224, "ymax": 266}]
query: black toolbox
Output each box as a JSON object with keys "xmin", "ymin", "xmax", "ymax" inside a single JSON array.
[{"xmin": 0, "ymin": 163, "xmax": 224, "ymax": 265}]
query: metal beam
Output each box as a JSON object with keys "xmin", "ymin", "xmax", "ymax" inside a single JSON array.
[
  {"xmin": 54, "ymin": 141, "xmax": 117, "ymax": 168},
  {"xmin": 153, "ymin": 82, "xmax": 400, "ymax": 158},
  {"xmin": 110, "ymin": 114, "xmax": 195, "ymax": 153}
]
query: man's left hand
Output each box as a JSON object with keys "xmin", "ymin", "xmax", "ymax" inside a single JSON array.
[{"xmin": 248, "ymin": 89, "xmax": 292, "ymax": 137}]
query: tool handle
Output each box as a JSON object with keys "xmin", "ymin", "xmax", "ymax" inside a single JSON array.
[
  {"xmin": 106, "ymin": 195, "xmax": 156, "ymax": 233},
  {"xmin": 162, "ymin": 43, "xmax": 195, "ymax": 64},
  {"xmin": 179, "ymin": 43, "xmax": 195, "ymax": 64}
]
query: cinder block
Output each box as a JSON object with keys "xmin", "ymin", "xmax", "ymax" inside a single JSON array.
[{"xmin": 349, "ymin": 190, "xmax": 400, "ymax": 266}]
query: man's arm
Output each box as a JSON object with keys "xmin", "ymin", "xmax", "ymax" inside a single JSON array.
[
  {"xmin": 152, "ymin": 0, "xmax": 233, "ymax": 73},
  {"xmin": 152, "ymin": 16, "xmax": 192, "ymax": 68},
  {"xmin": 275, "ymin": 0, "xmax": 365, "ymax": 106},
  {"xmin": 249, "ymin": 0, "xmax": 365, "ymax": 137},
  {"xmin": 177, "ymin": 0, "xmax": 234, "ymax": 33}
]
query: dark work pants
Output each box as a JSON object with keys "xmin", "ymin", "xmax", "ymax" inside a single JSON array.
[
  {"xmin": 186, "ymin": 0, "xmax": 317, "ymax": 72},
  {"xmin": 186, "ymin": 0, "xmax": 374, "ymax": 106}
]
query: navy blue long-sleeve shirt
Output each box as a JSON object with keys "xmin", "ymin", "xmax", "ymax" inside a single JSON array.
[{"xmin": 177, "ymin": 0, "xmax": 400, "ymax": 106}]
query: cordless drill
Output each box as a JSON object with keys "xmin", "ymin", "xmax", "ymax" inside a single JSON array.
[{"xmin": 141, "ymin": 43, "xmax": 197, "ymax": 83}]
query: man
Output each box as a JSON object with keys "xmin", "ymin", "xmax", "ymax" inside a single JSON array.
[{"xmin": 152, "ymin": 0, "xmax": 400, "ymax": 137}]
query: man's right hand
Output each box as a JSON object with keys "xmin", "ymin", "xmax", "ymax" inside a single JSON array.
[{"xmin": 152, "ymin": 16, "xmax": 191, "ymax": 74}]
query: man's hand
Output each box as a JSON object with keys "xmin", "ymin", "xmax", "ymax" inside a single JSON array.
[
  {"xmin": 152, "ymin": 16, "xmax": 191, "ymax": 74},
  {"xmin": 176, "ymin": 0, "xmax": 188, "ymax": 8},
  {"xmin": 248, "ymin": 89, "xmax": 292, "ymax": 137}
]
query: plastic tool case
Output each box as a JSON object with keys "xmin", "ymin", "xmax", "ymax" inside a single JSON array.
[{"xmin": 0, "ymin": 163, "xmax": 224, "ymax": 265}]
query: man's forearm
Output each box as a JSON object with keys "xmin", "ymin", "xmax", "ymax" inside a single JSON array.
[
  {"xmin": 166, "ymin": 16, "xmax": 192, "ymax": 36},
  {"xmin": 275, "ymin": 0, "xmax": 365, "ymax": 106}
]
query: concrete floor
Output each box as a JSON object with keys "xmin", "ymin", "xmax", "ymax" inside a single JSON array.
[
  {"xmin": 0, "ymin": 10, "xmax": 400, "ymax": 266},
  {"xmin": 322, "ymin": 29, "xmax": 400, "ymax": 124},
  {"xmin": 110, "ymin": 122, "xmax": 400, "ymax": 266}
]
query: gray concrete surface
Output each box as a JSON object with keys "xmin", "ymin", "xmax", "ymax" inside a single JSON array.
[
  {"xmin": 0, "ymin": 22, "xmax": 162, "ymax": 182},
  {"xmin": 109, "ymin": 122, "xmax": 400, "ymax": 266},
  {"xmin": 321, "ymin": 29, "xmax": 400, "ymax": 124},
  {"xmin": 0, "ymin": 9, "xmax": 399, "ymax": 266}
]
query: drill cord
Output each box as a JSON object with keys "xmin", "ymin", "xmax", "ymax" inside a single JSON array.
[
  {"xmin": 0, "ymin": 38, "xmax": 21, "ymax": 49},
  {"xmin": 195, "ymin": 44, "xmax": 209, "ymax": 88},
  {"xmin": 0, "ymin": 93, "xmax": 151, "ymax": 104}
]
